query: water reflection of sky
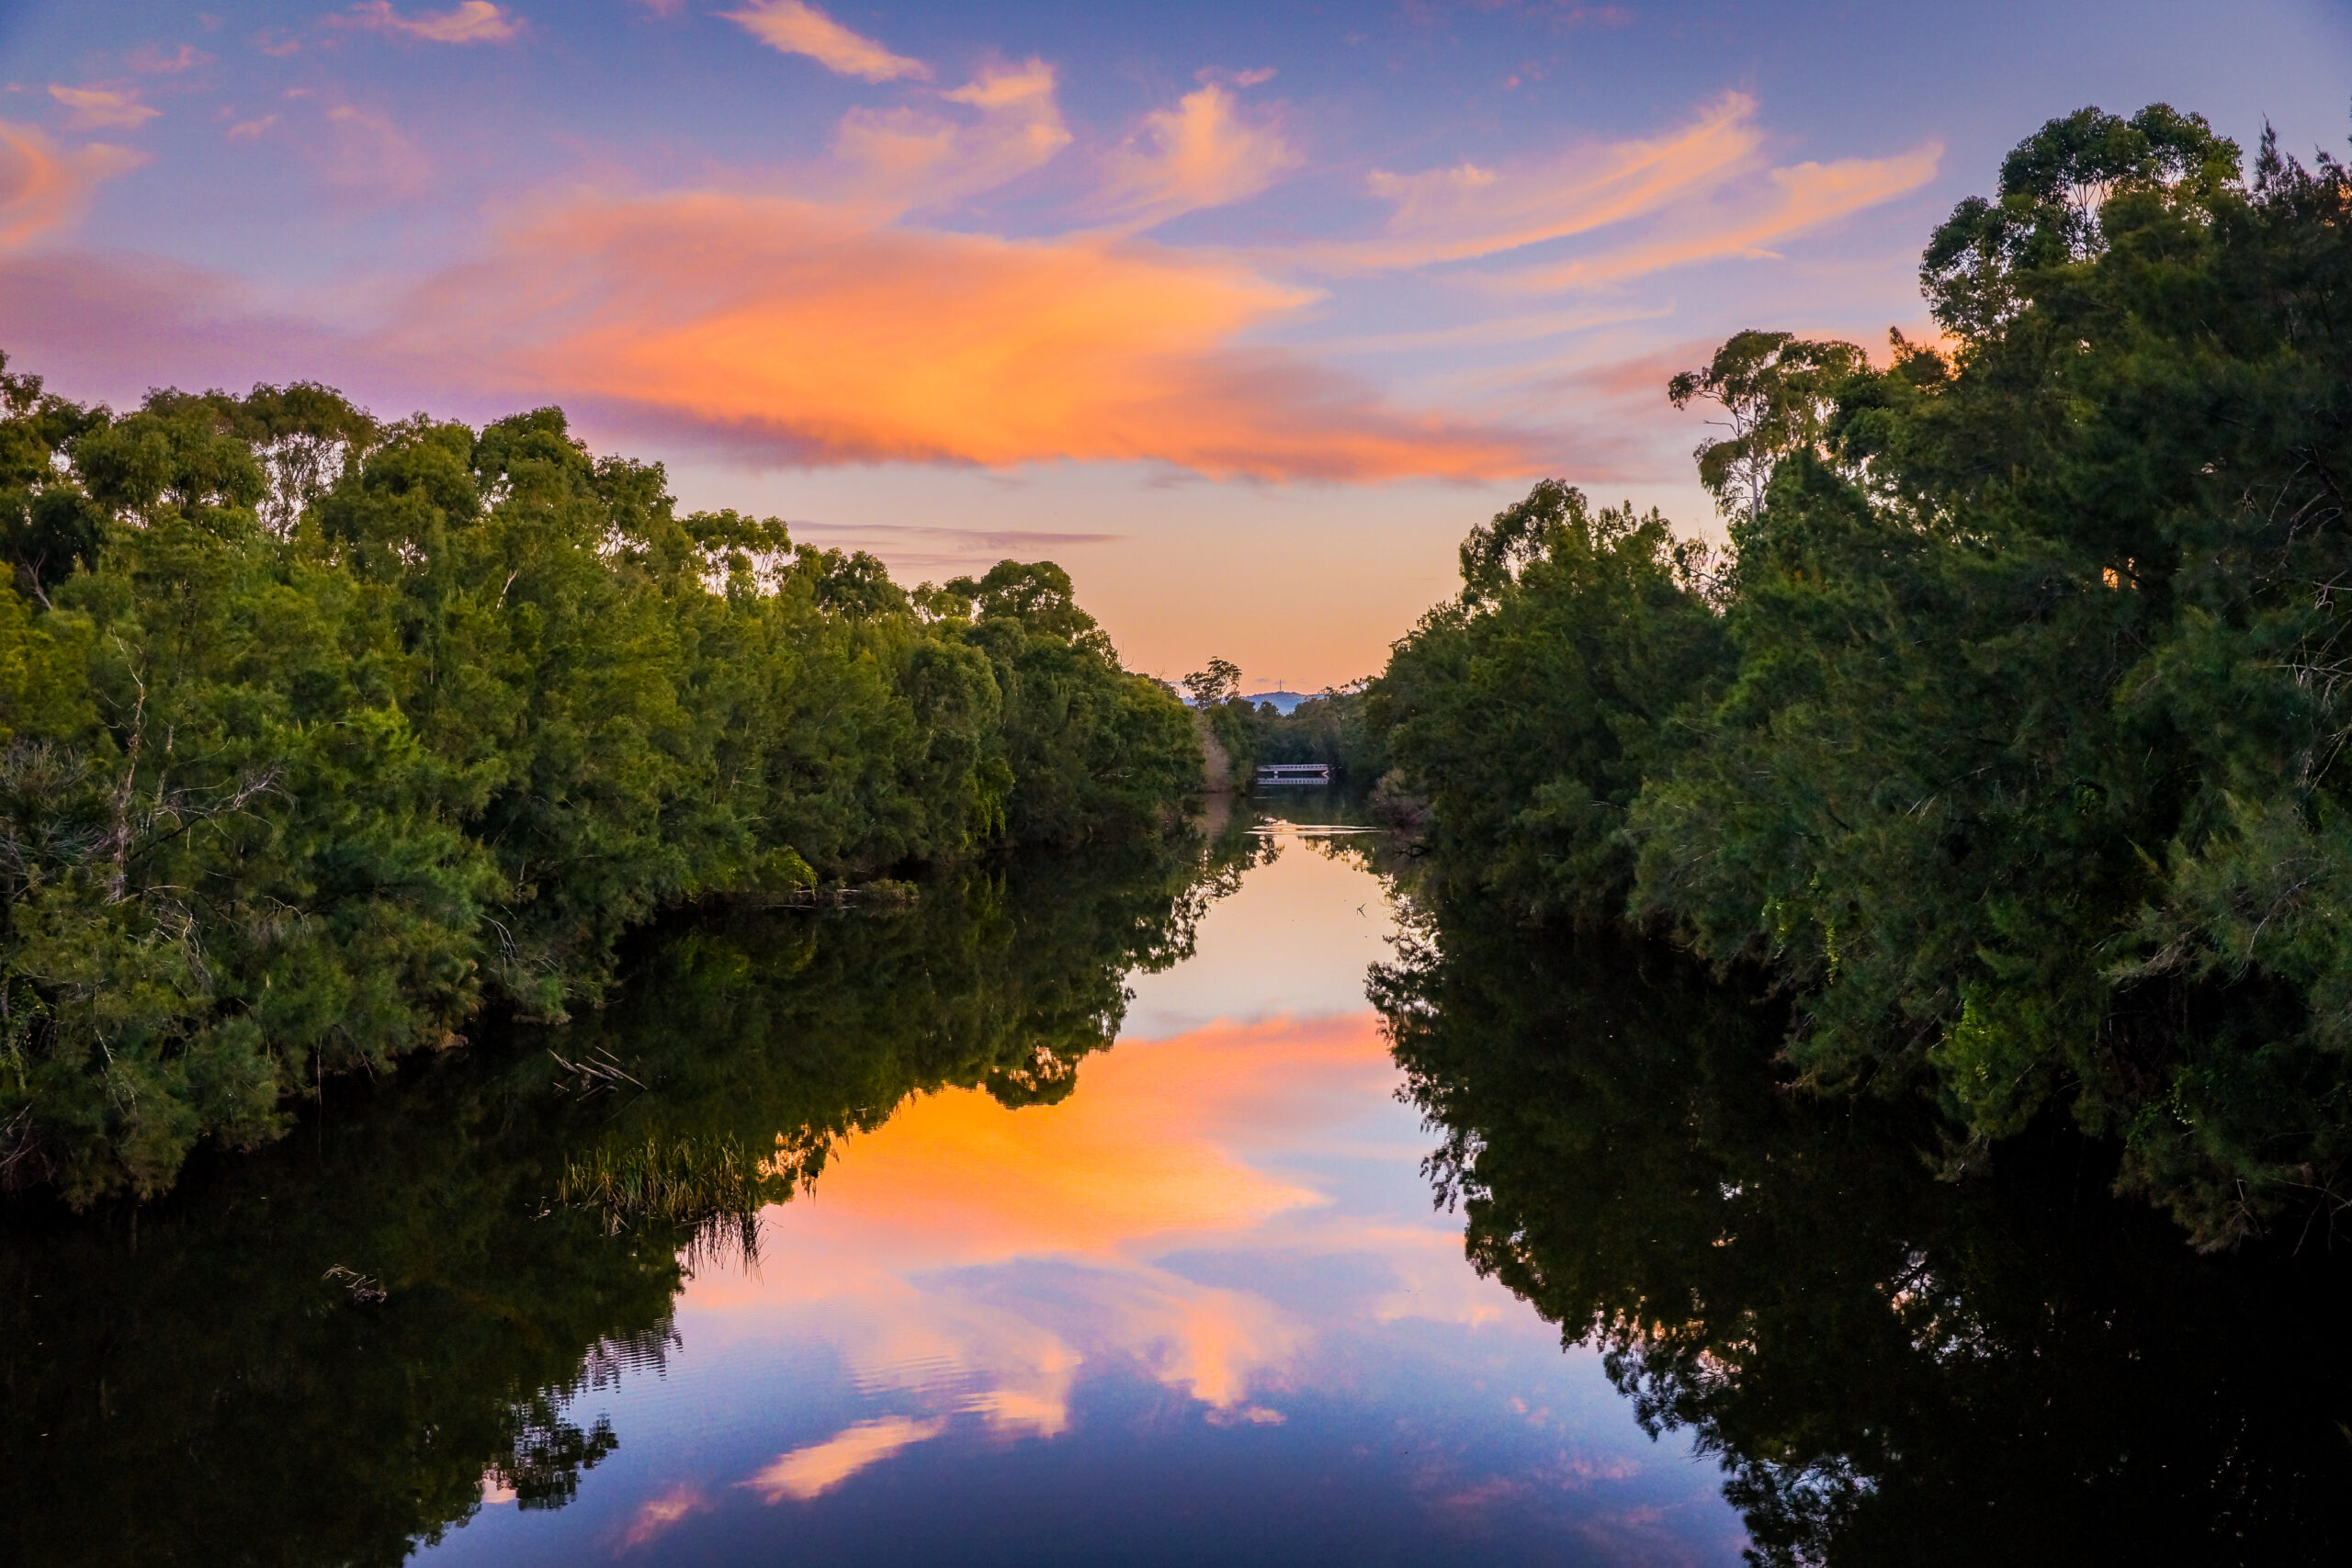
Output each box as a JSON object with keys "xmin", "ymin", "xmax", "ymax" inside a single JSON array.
[{"xmin": 420, "ymin": 818, "xmax": 1747, "ymax": 1566}]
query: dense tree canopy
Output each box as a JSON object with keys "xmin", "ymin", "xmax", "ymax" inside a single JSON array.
[
  {"xmin": 1370, "ymin": 105, "xmax": 2352, "ymax": 1246},
  {"xmin": 0, "ymin": 372, "xmax": 1199, "ymax": 1202}
]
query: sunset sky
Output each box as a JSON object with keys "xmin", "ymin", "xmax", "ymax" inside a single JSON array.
[{"xmin": 2, "ymin": 1, "xmax": 2346, "ymax": 687}]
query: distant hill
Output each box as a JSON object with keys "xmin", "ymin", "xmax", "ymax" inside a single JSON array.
[{"xmin": 1244, "ymin": 691, "xmax": 1312, "ymax": 715}]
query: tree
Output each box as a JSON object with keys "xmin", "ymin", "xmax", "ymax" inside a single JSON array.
[
  {"xmin": 1372, "ymin": 102, "xmax": 2352, "ymax": 1244},
  {"xmin": 1667, "ymin": 331, "xmax": 1868, "ymax": 523},
  {"xmin": 1182, "ymin": 657, "xmax": 1240, "ymax": 707},
  {"xmin": 1920, "ymin": 103, "xmax": 2240, "ymax": 341}
]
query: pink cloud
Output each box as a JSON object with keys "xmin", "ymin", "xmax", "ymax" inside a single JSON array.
[
  {"xmin": 0, "ymin": 124, "xmax": 144, "ymax": 249},
  {"xmin": 48, "ymin": 85, "xmax": 161, "ymax": 131},
  {"xmin": 1094, "ymin": 82, "xmax": 1300, "ymax": 229},
  {"xmin": 1510, "ymin": 142, "xmax": 1943, "ymax": 290},
  {"xmin": 127, "ymin": 43, "xmax": 214, "ymax": 75},
  {"xmin": 1287, "ymin": 92, "xmax": 1935, "ymax": 291},
  {"xmin": 617, "ymin": 1483, "xmax": 712, "ymax": 1549},
  {"xmin": 0, "ymin": 250, "xmax": 349, "ymax": 392},
  {"xmin": 720, "ymin": 0, "xmax": 931, "ymax": 83},
  {"xmin": 336, "ymin": 2, "xmax": 522, "ymax": 45},
  {"xmin": 1306, "ymin": 92, "xmax": 1760, "ymax": 272},
  {"xmin": 832, "ymin": 60, "xmax": 1070, "ymax": 210},
  {"xmin": 314, "ymin": 101, "xmax": 432, "ymax": 194}
]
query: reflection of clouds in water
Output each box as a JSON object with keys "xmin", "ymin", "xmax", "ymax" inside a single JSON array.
[
  {"xmin": 687, "ymin": 998, "xmax": 1453, "ymax": 1501},
  {"xmin": 422, "ymin": 817, "xmax": 1742, "ymax": 1564},
  {"xmin": 617, "ymin": 1483, "xmax": 711, "ymax": 1548},
  {"xmin": 685, "ymin": 1013, "xmax": 1393, "ymax": 1300},
  {"xmin": 742, "ymin": 1416, "xmax": 946, "ymax": 1502},
  {"xmin": 723, "ymin": 1252, "xmax": 1312, "ymax": 1494},
  {"xmin": 729, "ymin": 1249, "xmax": 1319, "ymax": 1506},
  {"xmin": 667, "ymin": 843, "xmax": 1649, "ymax": 1532}
]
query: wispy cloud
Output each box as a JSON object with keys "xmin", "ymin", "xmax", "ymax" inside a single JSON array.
[
  {"xmin": 0, "ymin": 250, "xmax": 346, "ymax": 395},
  {"xmin": 48, "ymin": 85, "xmax": 161, "ymax": 130},
  {"xmin": 336, "ymin": 2, "xmax": 523, "ymax": 45},
  {"xmin": 1302, "ymin": 92, "xmax": 1759, "ymax": 272},
  {"xmin": 617, "ymin": 1483, "xmax": 712, "ymax": 1550},
  {"xmin": 1285, "ymin": 91, "xmax": 1937, "ymax": 292},
  {"xmin": 793, "ymin": 521, "xmax": 1125, "ymax": 574},
  {"xmin": 721, "ymin": 0, "xmax": 931, "ymax": 83},
  {"xmin": 127, "ymin": 43, "xmax": 213, "ymax": 75},
  {"xmin": 1510, "ymin": 143, "xmax": 1942, "ymax": 290},
  {"xmin": 0, "ymin": 122, "xmax": 144, "ymax": 247},
  {"xmin": 319, "ymin": 101, "xmax": 432, "ymax": 193},
  {"xmin": 1093, "ymin": 82, "xmax": 1299, "ymax": 229},
  {"xmin": 831, "ymin": 59, "xmax": 1069, "ymax": 211}
]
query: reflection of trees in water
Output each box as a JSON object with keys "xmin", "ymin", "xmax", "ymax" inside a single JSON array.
[
  {"xmin": 1376, "ymin": 897, "xmax": 2352, "ymax": 1566},
  {"xmin": 0, "ymin": 830, "xmax": 1254, "ymax": 1567}
]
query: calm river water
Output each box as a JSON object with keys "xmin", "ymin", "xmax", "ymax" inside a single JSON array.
[
  {"xmin": 416, "ymin": 800, "xmax": 1743, "ymax": 1567},
  {"xmin": 7, "ymin": 793, "xmax": 2350, "ymax": 1564}
]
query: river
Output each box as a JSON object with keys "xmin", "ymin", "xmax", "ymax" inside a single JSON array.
[
  {"xmin": 419, "ymin": 798, "xmax": 1743, "ymax": 1566},
  {"xmin": 6, "ymin": 793, "xmax": 2348, "ymax": 1564}
]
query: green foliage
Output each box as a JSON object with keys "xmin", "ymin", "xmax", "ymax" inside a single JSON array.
[
  {"xmin": 1370, "ymin": 480, "xmax": 1732, "ymax": 921},
  {"xmin": 1370, "ymin": 106, "xmax": 2352, "ymax": 1245},
  {"xmin": 944, "ymin": 560, "xmax": 1202, "ymax": 840},
  {"xmin": 1247, "ymin": 682, "xmax": 1383, "ymax": 776},
  {"xmin": 1182, "ymin": 656, "xmax": 1241, "ymax": 707},
  {"xmin": 1668, "ymin": 330, "xmax": 1870, "ymax": 522},
  {"xmin": 0, "ymin": 375, "xmax": 1197, "ymax": 1202}
]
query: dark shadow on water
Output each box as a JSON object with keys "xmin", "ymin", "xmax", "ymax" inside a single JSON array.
[{"xmin": 1376, "ymin": 891, "xmax": 2352, "ymax": 1566}]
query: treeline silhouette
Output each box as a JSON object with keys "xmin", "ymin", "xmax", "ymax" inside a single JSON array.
[
  {"xmin": 0, "ymin": 382, "xmax": 1198, "ymax": 1202},
  {"xmin": 1367, "ymin": 106, "xmax": 2352, "ymax": 1246}
]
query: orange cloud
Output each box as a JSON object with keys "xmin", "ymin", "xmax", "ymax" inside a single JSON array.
[
  {"xmin": 1288, "ymin": 92, "xmax": 1936, "ymax": 292},
  {"xmin": 388, "ymin": 189, "xmax": 1541, "ymax": 479},
  {"xmin": 722, "ymin": 0, "xmax": 931, "ymax": 83},
  {"xmin": 1512, "ymin": 142, "xmax": 1942, "ymax": 290},
  {"xmin": 742, "ymin": 1416, "xmax": 945, "ymax": 1502},
  {"xmin": 1304, "ymin": 92, "xmax": 1762, "ymax": 272},
  {"xmin": 48, "ymin": 85, "xmax": 160, "ymax": 130},
  {"xmin": 0, "ymin": 122, "xmax": 143, "ymax": 248},
  {"xmin": 1095, "ymin": 83, "xmax": 1299, "ymax": 229},
  {"xmin": 339, "ymin": 2, "xmax": 522, "ymax": 44}
]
